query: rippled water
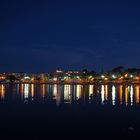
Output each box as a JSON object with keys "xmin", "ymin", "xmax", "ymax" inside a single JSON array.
[{"xmin": 0, "ymin": 83, "xmax": 139, "ymax": 106}]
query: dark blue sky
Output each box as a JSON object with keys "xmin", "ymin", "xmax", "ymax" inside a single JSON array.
[{"xmin": 1, "ymin": 0, "xmax": 140, "ymax": 72}]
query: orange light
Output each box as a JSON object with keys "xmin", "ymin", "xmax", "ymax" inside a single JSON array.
[
  {"xmin": 124, "ymin": 74, "xmax": 128, "ymax": 78},
  {"xmin": 125, "ymin": 86, "xmax": 128, "ymax": 106},
  {"xmin": 134, "ymin": 76, "xmax": 139, "ymax": 80},
  {"xmin": 104, "ymin": 78, "xmax": 108, "ymax": 81},
  {"xmin": 31, "ymin": 84, "xmax": 34, "ymax": 97},
  {"xmin": 1, "ymin": 84, "xmax": 5, "ymax": 99},
  {"xmin": 135, "ymin": 85, "xmax": 140, "ymax": 104},
  {"xmin": 119, "ymin": 85, "xmax": 123, "ymax": 104},
  {"xmin": 119, "ymin": 76, "xmax": 124, "ymax": 80}
]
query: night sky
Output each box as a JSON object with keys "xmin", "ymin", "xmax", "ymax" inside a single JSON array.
[{"xmin": 1, "ymin": 0, "xmax": 140, "ymax": 72}]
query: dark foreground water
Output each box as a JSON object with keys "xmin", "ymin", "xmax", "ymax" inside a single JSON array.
[{"xmin": 0, "ymin": 83, "xmax": 140, "ymax": 139}]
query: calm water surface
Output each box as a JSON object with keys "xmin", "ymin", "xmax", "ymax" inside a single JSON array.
[
  {"xmin": 0, "ymin": 83, "xmax": 140, "ymax": 139},
  {"xmin": 0, "ymin": 83, "xmax": 139, "ymax": 106}
]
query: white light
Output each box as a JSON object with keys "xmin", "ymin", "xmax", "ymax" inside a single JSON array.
[
  {"xmin": 101, "ymin": 85, "xmax": 105, "ymax": 104},
  {"xmin": 64, "ymin": 85, "xmax": 71, "ymax": 102},
  {"xmin": 112, "ymin": 75, "xmax": 116, "ymax": 79},
  {"xmin": 112, "ymin": 85, "xmax": 116, "ymax": 106},
  {"xmin": 130, "ymin": 85, "xmax": 134, "ymax": 106},
  {"xmin": 24, "ymin": 84, "xmax": 29, "ymax": 99},
  {"xmin": 76, "ymin": 85, "xmax": 82, "ymax": 100},
  {"xmin": 53, "ymin": 84, "xmax": 58, "ymax": 100},
  {"xmin": 89, "ymin": 85, "xmax": 94, "ymax": 94},
  {"xmin": 24, "ymin": 76, "xmax": 30, "ymax": 80},
  {"xmin": 56, "ymin": 70, "xmax": 63, "ymax": 73},
  {"xmin": 101, "ymin": 75, "xmax": 105, "ymax": 78},
  {"xmin": 53, "ymin": 78, "xmax": 57, "ymax": 81}
]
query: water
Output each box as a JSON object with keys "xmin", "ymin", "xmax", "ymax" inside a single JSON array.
[
  {"xmin": 0, "ymin": 83, "xmax": 140, "ymax": 139},
  {"xmin": 0, "ymin": 83, "xmax": 140, "ymax": 106}
]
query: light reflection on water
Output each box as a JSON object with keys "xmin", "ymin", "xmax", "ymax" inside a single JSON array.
[
  {"xmin": 101, "ymin": 85, "xmax": 105, "ymax": 104},
  {"xmin": 119, "ymin": 85, "xmax": 123, "ymax": 105},
  {"xmin": 76, "ymin": 84, "xmax": 82, "ymax": 100},
  {"xmin": 130, "ymin": 85, "xmax": 134, "ymax": 106},
  {"xmin": 24, "ymin": 84, "xmax": 29, "ymax": 99},
  {"xmin": 135, "ymin": 85, "xmax": 140, "ymax": 104},
  {"xmin": 31, "ymin": 84, "xmax": 34, "ymax": 98},
  {"xmin": 112, "ymin": 85, "xmax": 116, "ymax": 106},
  {"xmin": 101, "ymin": 85, "xmax": 108, "ymax": 105},
  {"xmin": 125, "ymin": 86, "xmax": 129, "ymax": 106},
  {"xmin": 0, "ymin": 84, "xmax": 140, "ymax": 106},
  {"xmin": 0, "ymin": 84, "xmax": 5, "ymax": 100},
  {"xmin": 64, "ymin": 85, "xmax": 72, "ymax": 103}
]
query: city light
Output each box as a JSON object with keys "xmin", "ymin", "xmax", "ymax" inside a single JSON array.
[
  {"xmin": 101, "ymin": 75, "xmax": 105, "ymax": 79},
  {"xmin": 0, "ymin": 68, "xmax": 139, "ymax": 84},
  {"xmin": 130, "ymin": 75, "xmax": 134, "ymax": 78},
  {"xmin": 53, "ymin": 77, "xmax": 57, "ymax": 81},
  {"xmin": 112, "ymin": 74, "xmax": 116, "ymax": 79}
]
